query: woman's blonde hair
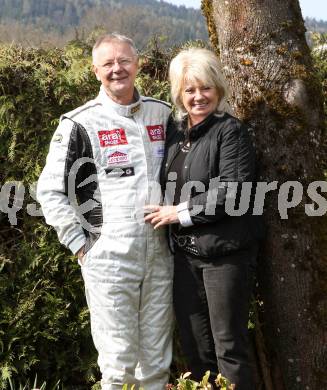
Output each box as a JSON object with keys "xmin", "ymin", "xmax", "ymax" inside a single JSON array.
[{"xmin": 169, "ymin": 47, "xmax": 228, "ymax": 120}]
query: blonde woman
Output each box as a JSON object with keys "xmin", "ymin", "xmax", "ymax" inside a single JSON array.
[{"xmin": 145, "ymin": 47, "xmax": 262, "ymax": 389}]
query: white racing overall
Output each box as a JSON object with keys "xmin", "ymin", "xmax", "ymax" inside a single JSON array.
[{"xmin": 37, "ymin": 87, "xmax": 173, "ymax": 389}]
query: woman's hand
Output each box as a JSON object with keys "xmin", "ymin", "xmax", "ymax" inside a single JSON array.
[{"xmin": 144, "ymin": 205, "xmax": 179, "ymax": 229}]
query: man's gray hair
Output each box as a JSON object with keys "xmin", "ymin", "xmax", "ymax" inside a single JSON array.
[{"xmin": 92, "ymin": 33, "xmax": 138, "ymax": 62}]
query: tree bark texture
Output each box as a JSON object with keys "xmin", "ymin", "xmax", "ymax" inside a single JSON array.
[{"xmin": 202, "ymin": 1, "xmax": 326, "ymax": 389}]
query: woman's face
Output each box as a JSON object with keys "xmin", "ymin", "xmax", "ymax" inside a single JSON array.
[{"xmin": 181, "ymin": 80, "xmax": 219, "ymax": 126}]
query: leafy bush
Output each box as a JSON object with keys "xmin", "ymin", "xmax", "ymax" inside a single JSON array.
[
  {"xmin": 2, "ymin": 372, "xmax": 234, "ymax": 390},
  {"xmin": 166, "ymin": 371, "xmax": 234, "ymax": 390},
  {"xmin": 0, "ymin": 40, "xmax": 100, "ymax": 389},
  {"xmin": 5, "ymin": 374, "xmax": 61, "ymax": 390}
]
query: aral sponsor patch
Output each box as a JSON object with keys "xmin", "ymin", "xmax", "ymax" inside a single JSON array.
[
  {"xmin": 107, "ymin": 150, "xmax": 130, "ymax": 165},
  {"xmin": 146, "ymin": 124, "xmax": 165, "ymax": 142},
  {"xmin": 105, "ymin": 167, "xmax": 135, "ymax": 177},
  {"xmin": 98, "ymin": 129, "xmax": 128, "ymax": 147}
]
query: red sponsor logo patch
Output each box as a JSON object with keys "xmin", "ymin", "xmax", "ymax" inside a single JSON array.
[
  {"xmin": 98, "ymin": 129, "xmax": 128, "ymax": 147},
  {"xmin": 146, "ymin": 125, "xmax": 165, "ymax": 142},
  {"xmin": 108, "ymin": 151, "xmax": 129, "ymax": 165}
]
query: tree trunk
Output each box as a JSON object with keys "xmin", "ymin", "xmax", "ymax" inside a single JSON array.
[{"xmin": 202, "ymin": 1, "xmax": 327, "ymax": 389}]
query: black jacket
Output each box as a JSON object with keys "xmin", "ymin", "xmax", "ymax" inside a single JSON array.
[{"xmin": 160, "ymin": 111, "xmax": 263, "ymax": 258}]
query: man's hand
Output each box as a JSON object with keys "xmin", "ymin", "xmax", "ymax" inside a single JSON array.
[{"xmin": 144, "ymin": 205, "xmax": 178, "ymax": 229}]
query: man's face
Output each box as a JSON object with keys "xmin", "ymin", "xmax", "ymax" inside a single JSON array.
[{"xmin": 93, "ymin": 41, "xmax": 138, "ymax": 105}]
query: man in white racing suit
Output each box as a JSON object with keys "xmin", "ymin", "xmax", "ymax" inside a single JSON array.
[{"xmin": 37, "ymin": 33, "xmax": 173, "ymax": 390}]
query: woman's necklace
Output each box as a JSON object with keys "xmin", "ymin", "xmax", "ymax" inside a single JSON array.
[
  {"xmin": 181, "ymin": 142, "xmax": 190, "ymax": 153},
  {"xmin": 181, "ymin": 134, "xmax": 191, "ymax": 152}
]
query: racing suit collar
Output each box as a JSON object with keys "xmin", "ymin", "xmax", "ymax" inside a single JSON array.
[{"xmin": 98, "ymin": 85, "xmax": 141, "ymax": 117}]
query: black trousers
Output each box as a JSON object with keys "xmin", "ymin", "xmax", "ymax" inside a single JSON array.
[{"xmin": 173, "ymin": 246, "xmax": 257, "ymax": 390}]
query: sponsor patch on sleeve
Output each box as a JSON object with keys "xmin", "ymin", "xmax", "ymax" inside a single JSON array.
[
  {"xmin": 52, "ymin": 133, "xmax": 63, "ymax": 143},
  {"xmin": 146, "ymin": 124, "xmax": 165, "ymax": 142},
  {"xmin": 98, "ymin": 129, "xmax": 128, "ymax": 147}
]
